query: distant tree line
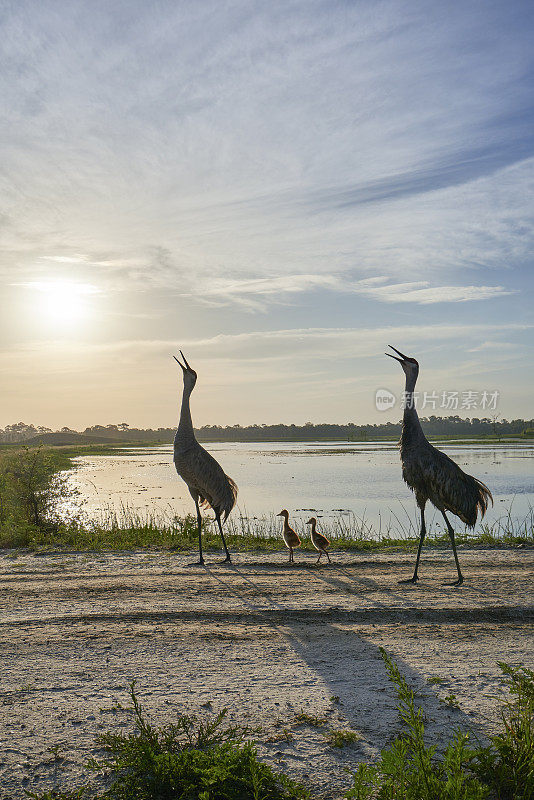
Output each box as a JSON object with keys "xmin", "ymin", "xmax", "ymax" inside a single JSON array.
[{"xmin": 1, "ymin": 416, "xmax": 533, "ymax": 444}]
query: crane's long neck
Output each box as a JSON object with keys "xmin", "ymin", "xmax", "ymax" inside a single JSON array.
[
  {"xmin": 401, "ymin": 370, "xmax": 426, "ymax": 447},
  {"xmin": 175, "ymin": 386, "xmax": 196, "ymax": 449}
]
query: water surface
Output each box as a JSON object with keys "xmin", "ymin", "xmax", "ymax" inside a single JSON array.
[{"xmin": 65, "ymin": 441, "xmax": 534, "ymax": 538}]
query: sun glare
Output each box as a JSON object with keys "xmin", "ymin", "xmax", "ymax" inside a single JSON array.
[{"xmin": 25, "ymin": 280, "xmax": 99, "ymax": 328}]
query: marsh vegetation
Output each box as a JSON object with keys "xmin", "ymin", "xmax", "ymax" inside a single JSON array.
[{"xmin": 0, "ymin": 446, "xmax": 532, "ymax": 552}]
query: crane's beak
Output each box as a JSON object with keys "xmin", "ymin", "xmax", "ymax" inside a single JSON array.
[
  {"xmin": 385, "ymin": 344, "xmax": 409, "ymax": 363},
  {"xmin": 174, "ymin": 351, "xmax": 195, "ymax": 373},
  {"xmin": 179, "ymin": 350, "xmax": 192, "ymax": 370},
  {"xmin": 305, "ymin": 518, "xmax": 313, "ymax": 525}
]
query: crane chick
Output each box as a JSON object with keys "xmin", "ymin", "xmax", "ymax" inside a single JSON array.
[
  {"xmin": 306, "ymin": 517, "xmax": 331, "ymax": 564},
  {"xmin": 387, "ymin": 345, "xmax": 492, "ymax": 586},
  {"xmin": 277, "ymin": 509, "xmax": 300, "ymax": 563}
]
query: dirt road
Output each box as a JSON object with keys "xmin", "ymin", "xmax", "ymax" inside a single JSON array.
[{"xmin": 1, "ymin": 547, "xmax": 533, "ymax": 798}]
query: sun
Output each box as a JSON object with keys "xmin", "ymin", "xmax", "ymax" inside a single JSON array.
[{"xmin": 25, "ymin": 280, "xmax": 99, "ymax": 328}]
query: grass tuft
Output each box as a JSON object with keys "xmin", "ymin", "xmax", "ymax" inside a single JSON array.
[
  {"xmin": 325, "ymin": 728, "xmax": 361, "ymax": 748},
  {"xmin": 294, "ymin": 710, "xmax": 327, "ymax": 728}
]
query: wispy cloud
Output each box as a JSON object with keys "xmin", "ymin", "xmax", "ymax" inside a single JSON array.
[
  {"xmin": 1, "ymin": 0, "xmax": 532, "ymax": 289},
  {"xmin": 40, "ymin": 255, "xmax": 89, "ymax": 264},
  {"xmin": 4, "ymin": 322, "xmax": 528, "ymax": 363},
  {"xmin": 354, "ymin": 282, "xmax": 514, "ymax": 304},
  {"xmin": 186, "ymin": 272, "xmax": 514, "ymax": 309}
]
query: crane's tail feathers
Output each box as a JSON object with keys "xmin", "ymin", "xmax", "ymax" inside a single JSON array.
[
  {"xmin": 457, "ymin": 476, "xmax": 493, "ymax": 527},
  {"xmin": 475, "ymin": 478, "xmax": 493, "ymax": 519},
  {"xmin": 222, "ymin": 475, "xmax": 238, "ymax": 522}
]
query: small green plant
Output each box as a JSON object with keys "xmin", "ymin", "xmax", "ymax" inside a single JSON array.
[
  {"xmin": 440, "ymin": 693, "xmax": 461, "ymax": 710},
  {"xmin": 294, "ymin": 710, "xmax": 327, "ymax": 727},
  {"xmin": 265, "ymin": 728, "xmax": 295, "ymax": 743},
  {"xmin": 325, "ymin": 728, "xmax": 361, "ymax": 748},
  {"xmin": 18, "ymin": 682, "xmax": 37, "ymax": 693},
  {"xmin": 45, "ymin": 744, "xmax": 64, "ymax": 763},
  {"xmin": 427, "ymin": 676, "xmax": 446, "ymax": 685}
]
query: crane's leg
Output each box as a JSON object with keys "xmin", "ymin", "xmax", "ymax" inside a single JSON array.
[
  {"xmin": 325, "ymin": 549, "xmax": 331, "ymax": 564},
  {"xmin": 289, "ymin": 547, "xmax": 293, "ymax": 563},
  {"xmin": 316, "ymin": 550, "xmax": 322, "ymax": 564},
  {"xmin": 399, "ymin": 506, "xmax": 426, "ymax": 584},
  {"xmin": 194, "ymin": 498, "xmax": 204, "ymax": 566},
  {"xmin": 215, "ymin": 511, "xmax": 232, "ymax": 563},
  {"xmin": 441, "ymin": 510, "xmax": 464, "ymax": 586}
]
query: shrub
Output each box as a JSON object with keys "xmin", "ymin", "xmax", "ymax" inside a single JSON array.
[
  {"xmin": 28, "ymin": 682, "xmax": 308, "ymax": 800},
  {"xmin": 346, "ymin": 651, "xmax": 534, "ymax": 800},
  {"xmin": 345, "ymin": 648, "xmax": 488, "ymax": 799},
  {"xmin": 0, "ymin": 446, "xmax": 73, "ymax": 533},
  {"xmin": 473, "ymin": 663, "xmax": 534, "ymax": 800}
]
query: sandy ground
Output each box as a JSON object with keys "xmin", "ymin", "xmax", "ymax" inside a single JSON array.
[{"xmin": 0, "ymin": 546, "xmax": 533, "ymax": 799}]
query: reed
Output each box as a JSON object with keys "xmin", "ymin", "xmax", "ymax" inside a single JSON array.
[{"xmin": 2, "ymin": 501, "xmax": 531, "ymax": 552}]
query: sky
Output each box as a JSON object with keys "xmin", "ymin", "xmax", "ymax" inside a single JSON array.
[{"xmin": 1, "ymin": 0, "xmax": 533, "ymax": 429}]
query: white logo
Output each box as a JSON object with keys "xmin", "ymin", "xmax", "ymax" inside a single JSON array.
[{"xmin": 375, "ymin": 388, "xmax": 396, "ymax": 411}]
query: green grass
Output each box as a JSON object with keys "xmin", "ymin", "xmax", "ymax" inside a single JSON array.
[
  {"xmin": 4, "ymin": 507, "xmax": 530, "ymax": 554},
  {"xmin": 294, "ymin": 710, "xmax": 327, "ymax": 727},
  {"xmin": 427, "ymin": 676, "xmax": 446, "ymax": 686},
  {"xmin": 439, "ymin": 693, "xmax": 461, "ymax": 710}
]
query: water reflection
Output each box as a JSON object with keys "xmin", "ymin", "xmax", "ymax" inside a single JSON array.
[{"xmin": 63, "ymin": 441, "xmax": 534, "ymax": 539}]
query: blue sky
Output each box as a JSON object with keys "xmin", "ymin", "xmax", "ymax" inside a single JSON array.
[{"xmin": 1, "ymin": 0, "xmax": 532, "ymax": 428}]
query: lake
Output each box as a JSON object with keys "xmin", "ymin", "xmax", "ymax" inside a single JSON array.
[{"xmin": 64, "ymin": 441, "xmax": 534, "ymax": 539}]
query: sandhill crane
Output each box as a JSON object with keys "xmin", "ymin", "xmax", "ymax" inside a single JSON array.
[
  {"xmin": 277, "ymin": 510, "xmax": 301, "ymax": 563},
  {"xmin": 173, "ymin": 351, "xmax": 237, "ymax": 565},
  {"xmin": 306, "ymin": 517, "xmax": 331, "ymax": 563},
  {"xmin": 387, "ymin": 345, "xmax": 492, "ymax": 586}
]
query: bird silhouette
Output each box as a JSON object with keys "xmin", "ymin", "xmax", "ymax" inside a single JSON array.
[
  {"xmin": 277, "ymin": 509, "xmax": 301, "ymax": 563},
  {"xmin": 387, "ymin": 345, "xmax": 492, "ymax": 586},
  {"xmin": 306, "ymin": 517, "xmax": 331, "ymax": 563},
  {"xmin": 173, "ymin": 351, "xmax": 237, "ymax": 565}
]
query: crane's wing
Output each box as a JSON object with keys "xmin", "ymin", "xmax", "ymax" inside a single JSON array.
[
  {"xmin": 174, "ymin": 443, "xmax": 238, "ymax": 521},
  {"xmin": 420, "ymin": 444, "xmax": 493, "ymax": 527}
]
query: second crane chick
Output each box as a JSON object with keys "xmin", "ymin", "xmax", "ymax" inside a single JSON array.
[
  {"xmin": 277, "ymin": 509, "xmax": 300, "ymax": 563},
  {"xmin": 306, "ymin": 517, "xmax": 331, "ymax": 564}
]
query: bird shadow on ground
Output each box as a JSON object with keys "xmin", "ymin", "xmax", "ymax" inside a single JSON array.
[{"xmin": 204, "ymin": 564, "xmax": 487, "ymax": 772}]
